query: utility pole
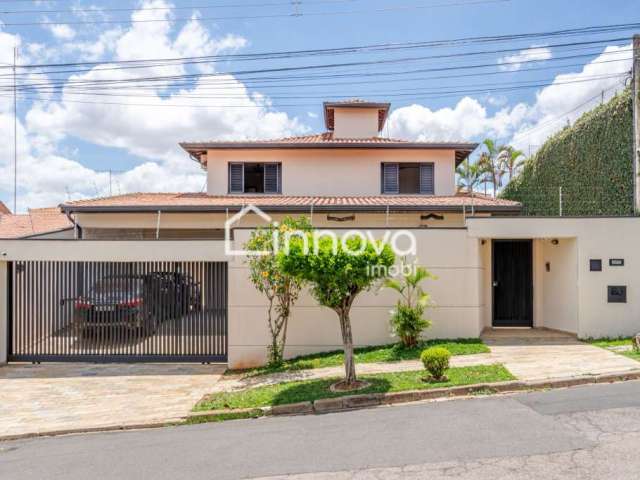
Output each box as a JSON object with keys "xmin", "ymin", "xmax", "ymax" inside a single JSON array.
[
  {"xmin": 12, "ymin": 46, "xmax": 18, "ymax": 214},
  {"xmin": 633, "ymin": 34, "xmax": 640, "ymax": 214}
]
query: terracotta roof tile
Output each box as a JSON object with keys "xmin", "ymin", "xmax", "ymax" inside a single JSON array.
[
  {"xmin": 0, "ymin": 207, "xmax": 72, "ymax": 239},
  {"xmin": 181, "ymin": 131, "xmax": 472, "ymax": 146},
  {"xmin": 180, "ymin": 132, "xmax": 478, "ymax": 166},
  {"xmin": 61, "ymin": 193, "xmax": 520, "ymax": 212}
]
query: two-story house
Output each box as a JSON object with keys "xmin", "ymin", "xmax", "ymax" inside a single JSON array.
[{"xmin": 0, "ymin": 99, "xmax": 638, "ymax": 368}]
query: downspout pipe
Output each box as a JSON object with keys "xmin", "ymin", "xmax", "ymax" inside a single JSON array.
[{"xmin": 64, "ymin": 211, "xmax": 81, "ymax": 239}]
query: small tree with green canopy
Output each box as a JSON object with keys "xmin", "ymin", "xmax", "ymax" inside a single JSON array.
[
  {"xmin": 278, "ymin": 234, "xmax": 395, "ymax": 389},
  {"xmin": 244, "ymin": 216, "xmax": 312, "ymax": 367}
]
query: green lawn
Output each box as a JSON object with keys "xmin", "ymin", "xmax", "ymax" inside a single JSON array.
[
  {"xmin": 229, "ymin": 338, "xmax": 489, "ymax": 377},
  {"xmin": 585, "ymin": 337, "xmax": 640, "ymax": 362},
  {"xmin": 197, "ymin": 364, "xmax": 513, "ymax": 411}
]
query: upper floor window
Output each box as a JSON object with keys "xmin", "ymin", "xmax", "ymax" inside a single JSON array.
[
  {"xmin": 381, "ymin": 162, "xmax": 434, "ymax": 194},
  {"xmin": 229, "ymin": 162, "xmax": 281, "ymax": 194}
]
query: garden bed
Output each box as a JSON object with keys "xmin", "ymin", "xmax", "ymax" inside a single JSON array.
[
  {"xmin": 227, "ymin": 338, "xmax": 489, "ymax": 378},
  {"xmin": 198, "ymin": 364, "xmax": 512, "ymax": 411}
]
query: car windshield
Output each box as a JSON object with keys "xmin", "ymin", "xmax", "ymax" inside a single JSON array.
[{"xmin": 91, "ymin": 277, "xmax": 143, "ymax": 296}]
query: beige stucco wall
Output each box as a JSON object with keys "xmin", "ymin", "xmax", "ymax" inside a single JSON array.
[
  {"xmin": 540, "ymin": 238, "xmax": 579, "ymax": 333},
  {"xmin": 228, "ymin": 228, "xmax": 484, "ymax": 369},
  {"xmin": 206, "ymin": 149, "xmax": 457, "ymax": 197},
  {"xmin": 4, "ymin": 216, "xmax": 638, "ymax": 367},
  {"xmin": 332, "ymin": 107, "xmax": 380, "ymax": 138},
  {"xmin": 468, "ymin": 217, "xmax": 640, "ymax": 338},
  {"xmin": 75, "ymin": 211, "xmax": 466, "ymax": 230}
]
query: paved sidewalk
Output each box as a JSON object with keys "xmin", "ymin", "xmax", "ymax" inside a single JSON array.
[
  {"xmin": 0, "ymin": 363, "xmax": 225, "ymax": 438},
  {"xmin": 481, "ymin": 328, "xmax": 640, "ymax": 381}
]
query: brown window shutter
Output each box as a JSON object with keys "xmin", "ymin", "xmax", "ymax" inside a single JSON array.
[
  {"xmin": 382, "ymin": 163, "xmax": 399, "ymax": 194},
  {"xmin": 229, "ymin": 163, "xmax": 244, "ymax": 193},
  {"xmin": 419, "ymin": 163, "xmax": 434, "ymax": 194},
  {"xmin": 264, "ymin": 163, "xmax": 281, "ymax": 193}
]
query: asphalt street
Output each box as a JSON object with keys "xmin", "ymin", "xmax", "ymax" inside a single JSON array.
[{"xmin": 3, "ymin": 380, "xmax": 640, "ymax": 479}]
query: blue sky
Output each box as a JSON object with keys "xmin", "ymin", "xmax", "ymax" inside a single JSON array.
[{"xmin": 0, "ymin": 0, "xmax": 636, "ymax": 211}]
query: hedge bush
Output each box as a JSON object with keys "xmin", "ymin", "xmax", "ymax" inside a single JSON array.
[
  {"xmin": 420, "ymin": 346, "xmax": 451, "ymax": 381},
  {"xmin": 501, "ymin": 88, "xmax": 634, "ymax": 216}
]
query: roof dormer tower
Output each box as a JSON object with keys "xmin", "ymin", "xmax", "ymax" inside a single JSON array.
[{"xmin": 323, "ymin": 99, "xmax": 390, "ymax": 139}]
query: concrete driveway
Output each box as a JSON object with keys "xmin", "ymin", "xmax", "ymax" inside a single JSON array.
[{"xmin": 0, "ymin": 363, "xmax": 225, "ymax": 439}]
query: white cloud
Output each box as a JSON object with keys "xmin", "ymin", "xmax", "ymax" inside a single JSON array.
[
  {"xmin": 47, "ymin": 24, "xmax": 76, "ymax": 41},
  {"xmin": 387, "ymin": 97, "xmax": 529, "ymax": 142},
  {"xmin": 498, "ymin": 45, "xmax": 552, "ymax": 72},
  {"xmin": 388, "ymin": 43, "xmax": 631, "ymax": 155},
  {"xmin": 0, "ymin": 0, "xmax": 306, "ymax": 210},
  {"xmin": 64, "ymin": 28, "xmax": 122, "ymax": 62},
  {"xmin": 510, "ymin": 43, "xmax": 631, "ymax": 151},
  {"xmin": 0, "ymin": 0, "xmax": 633, "ymax": 211}
]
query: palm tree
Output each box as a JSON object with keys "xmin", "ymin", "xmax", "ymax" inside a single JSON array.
[
  {"xmin": 498, "ymin": 146, "xmax": 525, "ymax": 182},
  {"xmin": 477, "ymin": 139, "xmax": 505, "ymax": 198},
  {"xmin": 455, "ymin": 159, "xmax": 483, "ymax": 194}
]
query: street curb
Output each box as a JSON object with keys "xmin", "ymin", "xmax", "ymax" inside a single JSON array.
[
  {"xmin": 0, "ymin": 418, "xmax": 183, "ymax": 442},
  {"xmin": 4, "ymin": 369, "xmax": 640, "ymax": 442}
]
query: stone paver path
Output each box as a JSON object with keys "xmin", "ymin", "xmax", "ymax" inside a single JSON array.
[
  {"xmin": 0, "ymin": 363, "xmax": 225, "ymax": 438},
  {"xmin": 216, "ymin": 354, "xmax": 494, "ymax": 392}
]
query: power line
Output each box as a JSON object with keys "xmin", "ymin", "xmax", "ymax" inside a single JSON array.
[
  {"xmin": 0, "ymin": 0, "xmax": 513, "ymax": 26},
  {"xmin": 0, "ymin": 36, "xmax": 626, "ymax": 81},
  {"xmin": 0, "ymin": 0, "xmax": 357, "ymax": 15},
  {"xmin": 3, "ymin": 21, "xmax": 638, "ymax": 71},
  {"xmin": 3, "ymin": 46, "xmax": 631, "ymax": 93},
  {"xmin": 2, "ymin": 72, "xmax": 628, "ymax": 108},
  {"xmin": 513, "ymin": 83, "xmax": 625, "ymax": 140},
  {"xmin": 10, "ymin": 72, "xmax": 627, "ymax": 100}
]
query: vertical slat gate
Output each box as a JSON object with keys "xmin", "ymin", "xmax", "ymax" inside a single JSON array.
[{"xmin": 8, "ymin": 261, "xmax": 227, "ymax": 362}]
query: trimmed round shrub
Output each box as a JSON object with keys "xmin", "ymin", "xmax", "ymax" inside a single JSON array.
[{"xmin": 420, "ymin": 347, "xmax": 451, "ymax": 381}]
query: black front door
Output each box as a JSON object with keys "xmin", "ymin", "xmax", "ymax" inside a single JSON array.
[{"xmin": 492, "ymin": 240, "xmax": 533, "ymax": 327}]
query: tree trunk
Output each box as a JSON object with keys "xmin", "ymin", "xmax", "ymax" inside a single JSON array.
[{"xmin": 338, "ymin": 308, "xmax": 357, "ymax": 385}]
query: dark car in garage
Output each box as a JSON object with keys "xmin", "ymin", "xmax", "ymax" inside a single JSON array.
[{"xmin": 74, "ymin": 272, "xmax": 202, "ymax": 337}]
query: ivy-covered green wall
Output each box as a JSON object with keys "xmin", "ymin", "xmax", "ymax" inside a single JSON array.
[{"xmin": 501, "ymin": 88, "xmax": 634, "ymax": 216}]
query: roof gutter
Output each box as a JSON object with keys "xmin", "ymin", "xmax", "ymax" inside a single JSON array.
[
  {"xmin": 61, "ymin": 204, "xmax": 521, "ymax": 214},
  {"xmin": 179, "ymin": 141, "xmax": 479, "ymax": 151}
]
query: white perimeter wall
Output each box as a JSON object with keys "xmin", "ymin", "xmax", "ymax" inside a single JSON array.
[{"xmin": 468, "ymin": 217, "xmax": 640, "ymax": 339}]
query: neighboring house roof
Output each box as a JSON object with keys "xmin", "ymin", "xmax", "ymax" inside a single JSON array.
[
  {"xmin": 0, "ymin": 207, "xmax": 73, "ymax": 239},
  {"xmin": 61, "ymin": 193, "xmax": 520, "ymax": 213},
  {"xmin": 0, "ymin": 201, "xmax": 11, "ymax": 215},
  {"xmin": 180, "ymin": 132, "xmax": 478, "ymax": 167},
  {"xmin": 322, "ymin": 99, "xmax": 390, "ymax": 131}
]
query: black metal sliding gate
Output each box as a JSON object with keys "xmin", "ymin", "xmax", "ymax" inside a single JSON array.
[{"xmin": 8, "ymin": 261, "xmax": 227, "ymax": 362}]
